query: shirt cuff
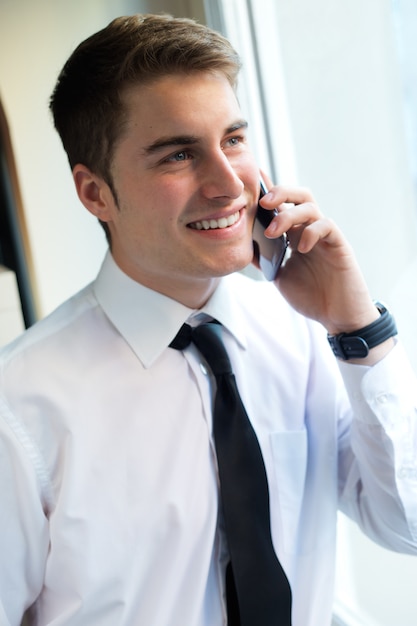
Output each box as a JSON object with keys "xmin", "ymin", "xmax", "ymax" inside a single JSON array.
[{"xmin": 337, "ymin": 340, "xmax": 417, "ymax": 430}]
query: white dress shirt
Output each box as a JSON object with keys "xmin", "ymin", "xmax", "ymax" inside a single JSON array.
[{"xmin": 1, "ymin": 251, "xmax": 417, "ymax": 626}]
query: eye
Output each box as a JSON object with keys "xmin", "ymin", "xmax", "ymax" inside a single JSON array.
[
  {"xmin": 224, "ymin": 135, "xmax": 245, "ymax": 149},
  {"xmin": 165, "ymin": 150, "xmax": 192, "ymax": 163}
]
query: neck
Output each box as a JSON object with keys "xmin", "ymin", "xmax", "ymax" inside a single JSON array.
[
  {"xmin": 150, "ymin": 276, "xmax": 221, "ymax": 309},
  {"xmin": 112, "ymin": 255, "xmax": 221, "ymax": 308}
]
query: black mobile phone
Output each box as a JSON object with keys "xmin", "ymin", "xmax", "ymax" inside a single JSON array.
[{"xmin": 252, "ymin": 179, "xmax": 288, "ymax": 280}]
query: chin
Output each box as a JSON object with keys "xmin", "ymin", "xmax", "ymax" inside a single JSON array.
[{"xmin": 209, "ymin": 257, "xmax": 252, "ymax": 278}]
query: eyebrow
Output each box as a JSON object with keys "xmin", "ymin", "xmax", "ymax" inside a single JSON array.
[{"xmin": 142, "ymin": 119, "xmax": 249, "ymax": 155}]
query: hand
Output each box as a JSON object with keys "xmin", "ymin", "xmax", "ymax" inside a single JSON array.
[{"xmin": 257, "ymin": 177, "xmax": 381, "ymax": 337}]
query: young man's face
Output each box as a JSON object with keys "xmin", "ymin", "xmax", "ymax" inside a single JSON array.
[{"xmin": 92, "ymin": 72, "xmax": 259, "ymax": 306}]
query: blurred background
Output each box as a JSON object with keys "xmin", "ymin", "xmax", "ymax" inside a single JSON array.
[{"xmin": 1, "ymin": 1, "xmax": 416, "ymax": 624}]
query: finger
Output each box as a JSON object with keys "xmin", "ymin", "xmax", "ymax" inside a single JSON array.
[
  {"xmin": 293, "ymin": 217, "xmax": 352, "ymax": 258},
  {"xmin": 295, "ymin": 217, "xmax": 340, "ymax": 253},
  {"xmin": 259, "ymin": 184, "xmax": 316, "ymax": 208},
  {"xmin": 264, "ymin": 201, "xmax": 323, "ymax": 237}
]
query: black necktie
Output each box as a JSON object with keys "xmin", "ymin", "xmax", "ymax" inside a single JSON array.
[{"xmin": 170, "ymin": 322, "xmax": 292, "ymax": 626}]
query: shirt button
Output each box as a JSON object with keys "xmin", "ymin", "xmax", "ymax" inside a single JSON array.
[{"xmin": 200, "ymin": 362, "xmax": 208, "ymax": 375}]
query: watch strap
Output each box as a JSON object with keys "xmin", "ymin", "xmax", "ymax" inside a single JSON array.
[{"xmin": 327, "ymin": 302, "xmax": 397, "ymax": 360}]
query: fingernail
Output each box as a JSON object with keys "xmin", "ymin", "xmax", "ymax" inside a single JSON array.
[{"xmin": 265, "ymin": 222, "xmax": 278, "ymax": 237}]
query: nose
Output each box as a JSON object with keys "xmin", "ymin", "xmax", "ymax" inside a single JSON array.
[{"xmin": 200, "ymin": 150, "xmax": 244, "ymax": 200}]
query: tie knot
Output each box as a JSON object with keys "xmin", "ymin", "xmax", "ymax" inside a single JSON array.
[{"xmin": 169, "ymin": 322, "xmax": 232, "ymax": 376}]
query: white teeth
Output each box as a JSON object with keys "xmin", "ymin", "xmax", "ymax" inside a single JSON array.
[{"xmin": 190, "ymin": 212, "xmax": 239, "ymax": 230}]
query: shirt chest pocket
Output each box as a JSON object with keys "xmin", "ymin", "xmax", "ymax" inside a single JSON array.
[{"xmin": 268, "ymin": 429, "xmax": 308, "ymax": 555}]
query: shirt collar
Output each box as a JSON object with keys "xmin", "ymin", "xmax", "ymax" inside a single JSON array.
[{"xmin": 93, "ymin": 252, "xmax": 247, "ymax": 368}]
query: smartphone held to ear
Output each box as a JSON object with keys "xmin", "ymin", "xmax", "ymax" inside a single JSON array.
[{"xmin": 252, "ymin": 180, "xmax": 288, "ymax": 280}]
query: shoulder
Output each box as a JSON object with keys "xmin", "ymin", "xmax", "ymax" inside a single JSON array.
[{"xmin": 0, "ymin": 283, "xmax": 97, "ymax": 368}]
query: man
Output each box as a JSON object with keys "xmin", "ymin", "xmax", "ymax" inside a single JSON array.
[{"xmin": 0, "ymin": 13, "xmax": 416, "ymax": 626}]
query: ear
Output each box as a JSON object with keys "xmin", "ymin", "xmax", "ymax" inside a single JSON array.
[{"xmin": 72, "ymin": 164, "xmax": 115, "ymax": 222}]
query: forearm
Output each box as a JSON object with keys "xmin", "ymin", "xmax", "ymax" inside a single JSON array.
[{"xmin": 338, "ymin": 341, "xmax": 417, "ymax": 551}]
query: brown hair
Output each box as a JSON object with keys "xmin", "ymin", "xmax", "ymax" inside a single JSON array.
[{"xmin": 50, "ymin": 13, "xmax": 241, "ymax": 185}]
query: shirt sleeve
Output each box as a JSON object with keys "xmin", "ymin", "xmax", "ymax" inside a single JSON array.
[
  {"xmin": 0, "ymin": 395, "xmax": 50, "ymax": 625},
  {"xmin": 337, "ymin": 341, "xmax": 417, "ymax": 552}
]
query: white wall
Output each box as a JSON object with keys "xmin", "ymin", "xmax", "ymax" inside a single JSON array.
[{"xmin": 0, "ymin": 0, "xmax": 205, "ymax": 319}]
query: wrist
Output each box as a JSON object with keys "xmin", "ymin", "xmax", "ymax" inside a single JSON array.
[{"xmin": 327, "ymin": 302, "xmax": 397, "ymax": 360}]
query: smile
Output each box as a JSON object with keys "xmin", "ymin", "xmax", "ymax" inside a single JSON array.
[{"xmin": 188, "ymin": 211, "xmax": 240, "ymax": 230}]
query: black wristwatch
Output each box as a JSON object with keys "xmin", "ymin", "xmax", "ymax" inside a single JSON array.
[{"xmin": 327, "ymin": 302, "xmax": 397, "ymax": 360}]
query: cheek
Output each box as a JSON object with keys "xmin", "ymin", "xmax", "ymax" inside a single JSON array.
[
  {"xmin": 157, "ymin": 178, "xmax": 190, "ymax": 208},
  {"xmin": 247, "ymin": 155, "xmax": 261, "ymax": 186},
  {"xmin": 233, "ymin": 151, "xmax": 259, "ymax": 190}
]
